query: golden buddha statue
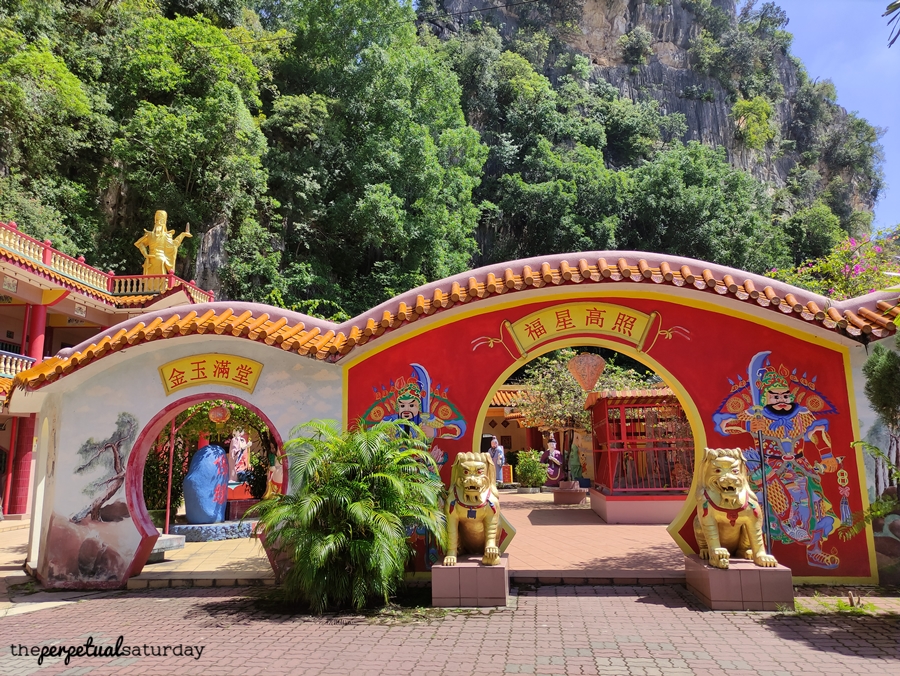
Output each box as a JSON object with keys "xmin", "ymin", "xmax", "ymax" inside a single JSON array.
[{"xmin": 134, "ymin": 210, "xmax": 192, "ymax": 276}]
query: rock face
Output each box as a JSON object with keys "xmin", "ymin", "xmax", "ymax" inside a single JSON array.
[
  {"xmin": 438, "ymin": 0, "xmax": 864, "ymax": 201},
  {"xmin": 183, "ymin": 444, "xmax": 228, "ymax": 524},
  {"xmin": 194, "ymin": 217, "xmax": 227, "ymax": 301}
]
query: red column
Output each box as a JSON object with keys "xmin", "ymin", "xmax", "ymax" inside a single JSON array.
[
  {"xmin": 2, "ymin": 417, "xmax": 18, "ymax": 515},
  {"xmin": 8, "ymin": 414, "xmax": 35, "ymax": 515},
  {"xmin": 27, "ymin": 304, "xmax": 47, "ymax": 361},
  {"xmin": 527, "ymin": 426, "xmax": 543, "ymax": 451}
]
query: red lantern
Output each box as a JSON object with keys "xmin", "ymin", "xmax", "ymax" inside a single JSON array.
[{"xmin": 208, "ymin": 405, "xmax": 230, "ymax": 424}]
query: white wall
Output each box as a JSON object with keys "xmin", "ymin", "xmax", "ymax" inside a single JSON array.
[
  {"xmin": 851, "ymin": 334, "xmax": 900, "ymax": 500},
  {"xmin": 28, "ymin": 334, "xmax": 343, "ymax": 584}
]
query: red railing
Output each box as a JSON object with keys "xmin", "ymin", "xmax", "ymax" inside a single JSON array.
[
  {"xmin": 594, "ymin": 444, "xmax": 694, "ymax": 494},
  {"xmin": 0, "ymin": 221, "xmax": 213, "ymax": 303},
  {"xmin": 591, "ymin": 397, "xmax": 695, "ymax": 494}
]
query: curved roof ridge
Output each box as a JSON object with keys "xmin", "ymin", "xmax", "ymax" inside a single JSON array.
[
  {"xmin": 342, "ymin": 251, "xmax": 821, "ymax": 326},
  {"xmin": 56, "ymin": 301, "xmax": 339, "ymax": 360},
  {"xmin": 11, "ymin": 250, "xmax": 897, "ymax": 396}
]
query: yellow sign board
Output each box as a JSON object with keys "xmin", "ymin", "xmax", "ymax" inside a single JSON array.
[
  {"xmin": 507, "ymin": 302, "xmax": 657, "ymax": 354},
  {"xmin": 158, "ymin": 354, "xmax": 263, "ymax": 395}
]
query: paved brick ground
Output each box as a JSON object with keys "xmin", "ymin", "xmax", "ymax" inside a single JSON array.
[
  {"xmin": 1, "ymin": 584, "xmax": 898, "ymax": 675},
  {"xmin": 500, "ymin": 493, "xmax": 683, "ymax": 581}
]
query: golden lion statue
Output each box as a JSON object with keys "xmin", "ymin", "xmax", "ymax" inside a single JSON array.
[
  {"xmin": 693, "ymin": 447, "xmax": 777, "ymax": 569},
  {"xmin": 443, "ymin": 452, "xmax": 501, "ymax": 566}
]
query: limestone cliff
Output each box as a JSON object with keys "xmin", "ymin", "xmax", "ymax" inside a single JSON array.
[{"xmin": 435, "ymin": 0, "xmax": 872, "ymax": 209}]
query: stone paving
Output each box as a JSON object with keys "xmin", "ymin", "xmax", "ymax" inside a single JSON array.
[
  {"xmin": 126, "ymin": 534, "xmax": 275, "ymax": 589},
  {"xmin": 123, "ymin": 492, "xmax": 684, "ymax": 588},
  {"xmin": 501, "ymin": 493, "xmax": 684, "ymax": 583},
  {"xmin": 0, "ymin": 584, "xmax": 898, "ymax": 675}
]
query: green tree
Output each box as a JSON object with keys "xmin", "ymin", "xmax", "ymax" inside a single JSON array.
[
  {"xmin": 862, "ymin": 337, "xmax": 900, "ymax": 499},
  {"xmin": 512, "ymin": 349, "xmax": 652, "ymax": 479},
  {"xmin": 620, "ymin": 142, "xmax": 788, "ymax": 273},
  {"xmin": 250, "ymin": 419, "xmax": 446, "ymax": 612},
  {"xmin": 259, "ymin": 23, "xmax": 487, "ymax": 313},
  {"xmin": 731, "ymin": 96, "xmax": 775, "ymax": 150},
  {"xmin": 143, "ymin": 436, "xmax": 189, "ymax": 513},
  {"xmin": 106, "ymin": 14, "xmax": 267, "ymax": 277},
  {"xmin": 0, "ymin": 22, "xmax": 100, "ymax": 254},
  {"xmin": 783, "ymin": 200, "xmax": 843, "ymax": 265},
  {"xmin": 618, "ymin": 25, "xmax": 653, "ymax": 65}
]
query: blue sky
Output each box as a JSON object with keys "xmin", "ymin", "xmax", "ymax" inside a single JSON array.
[{"xmin": 776, "ymin": 0, "xmax": 900, "ymax": 232}]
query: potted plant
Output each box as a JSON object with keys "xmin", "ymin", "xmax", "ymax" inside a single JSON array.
[
  {"xmin": 250, "ymin": 418, "xmax": 446, "ymax": 612},
  {"xmin": 516, "ymin": 450, "xmax": 549, "ymax": 493}
]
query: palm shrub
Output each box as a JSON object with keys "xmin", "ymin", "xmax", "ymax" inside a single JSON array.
[{"xmin": 250, "ymin": 419, "xmax": 447, "ymax": 613}]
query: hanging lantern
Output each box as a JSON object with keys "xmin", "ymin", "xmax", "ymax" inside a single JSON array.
[
  {"xmin": 567, "ymin": 352, "xmax": 606, "ymax": 392},
  {"xmin": 208, "ymin": 405, "xmax": 231, "ymax": 424}
]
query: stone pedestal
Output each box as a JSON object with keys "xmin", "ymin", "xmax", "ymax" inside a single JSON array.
[
  {"xmin": 226, "ymin": 498, "xmax": 259, "ymax": 521},
  {"xmin": 432, "ymin": 554, "xmax": 509, "ymax": 607},
  {"xmin": 553, "ymin": 488, "xmax": 587, "ymax": 505},
  {"xmin": 148, "ymin": 533, "xmax": 185, "ymax": 563},
  {"xmin": 589, "ymin": 489, "xmax": 685, "ymax": 524},
  {"xmin": 685, "ymin": 554, "xmax": 793, "ymax": 611},
  {"xmin": 169, "ymin": 520, "xmax": 256, "ymax": 542}
]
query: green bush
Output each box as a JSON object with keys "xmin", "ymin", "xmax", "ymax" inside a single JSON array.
[
  {"xmin": 516, "ymin": 449, "xmax": 549, "ymax": 488},
  {"xmin": 731, "ymin": 96, "xmax": 775, "ymax": 150},
  {"xmin": 250, "ymin": 419, "xmax": 446, "ymax": 613},
  {"xmin": 142, "ymin": 438, "xmax": 188, "ymax": 512},
  {"xmin": 618, "ymin": 26, "xmax": 653, "ymax": 65}
]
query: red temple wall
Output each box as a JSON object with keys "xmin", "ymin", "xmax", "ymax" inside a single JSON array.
[{"xmin": 345, "ymin": 292, "xmax": 875, "ymax": 581}]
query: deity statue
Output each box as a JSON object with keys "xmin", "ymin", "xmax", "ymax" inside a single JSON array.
[
  {"xmin": 263, "ymin": 449, "xmax": 285, "ymax": 499},
  {"xmin": 488, "ymin": 436, "xmax": 505, "ymax": 485},
  {"xmin": 541, "ymin": 433, "xmax": 563, "ymax": 486},
  {"xmin": 134, "ymin": 210, "xmax": 192, "ymax": 276},
  {"xmin": 227, "ymin": 429, "xmax": 251, "ymax": 483}
]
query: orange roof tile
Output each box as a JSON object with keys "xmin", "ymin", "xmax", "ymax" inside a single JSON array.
[
  {"xmin": 9, "ymin": 252, "xmax": 898, "ymax": 400},
  {"xmin": 489, "ymin": 387, "xmax": 529, "ymax": 407}
]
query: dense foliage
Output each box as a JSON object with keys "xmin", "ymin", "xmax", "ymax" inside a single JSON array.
[
  {"xmin": 143, "ymin": 437, "xmax": 189, "ymax": 512},
  {"xmin": 770, "ymin": 234, "xmax": 900, "ymax": 300},
  {"xmin": 513, "ymin": 348, "xmax": 653, "ymax": 433},
  {"xmin": 515, "ymin": 450, "xmax": 550, "ymax": 488},
  {"xmin": 860, "ymin": 333, "xmax": 900, "ymax": 516},
  {"xmin": 250, "ymin": 419, "xmax": 446, "ymax": 612},
  {"xmin": 0, "ymin": 0, "xmax": 888, "ymax": 316}
]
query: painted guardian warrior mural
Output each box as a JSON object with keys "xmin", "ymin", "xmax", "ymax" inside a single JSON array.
[
  {"xmin": 363, "ymin": 363, "xmax": 466, "ymax": 471},
  {"xmin": 713, "ymin": 351, "xmax": 846, "ymax": 570}
]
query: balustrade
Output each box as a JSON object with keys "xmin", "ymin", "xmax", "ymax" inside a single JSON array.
[
  {"xmin": 48, "ymin": 251, "xmax": 109, "ymax": 291},
  {"xmin": 0, "ymin": 221, "xmax": 213, "ymax": 303},
  {"xmin": 0, "ymin": 223, "xmax": 45, "ymax": 263},
  {"xmin": 0, "ymin": 350, "xmax": 36, "ymax": 378}
]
